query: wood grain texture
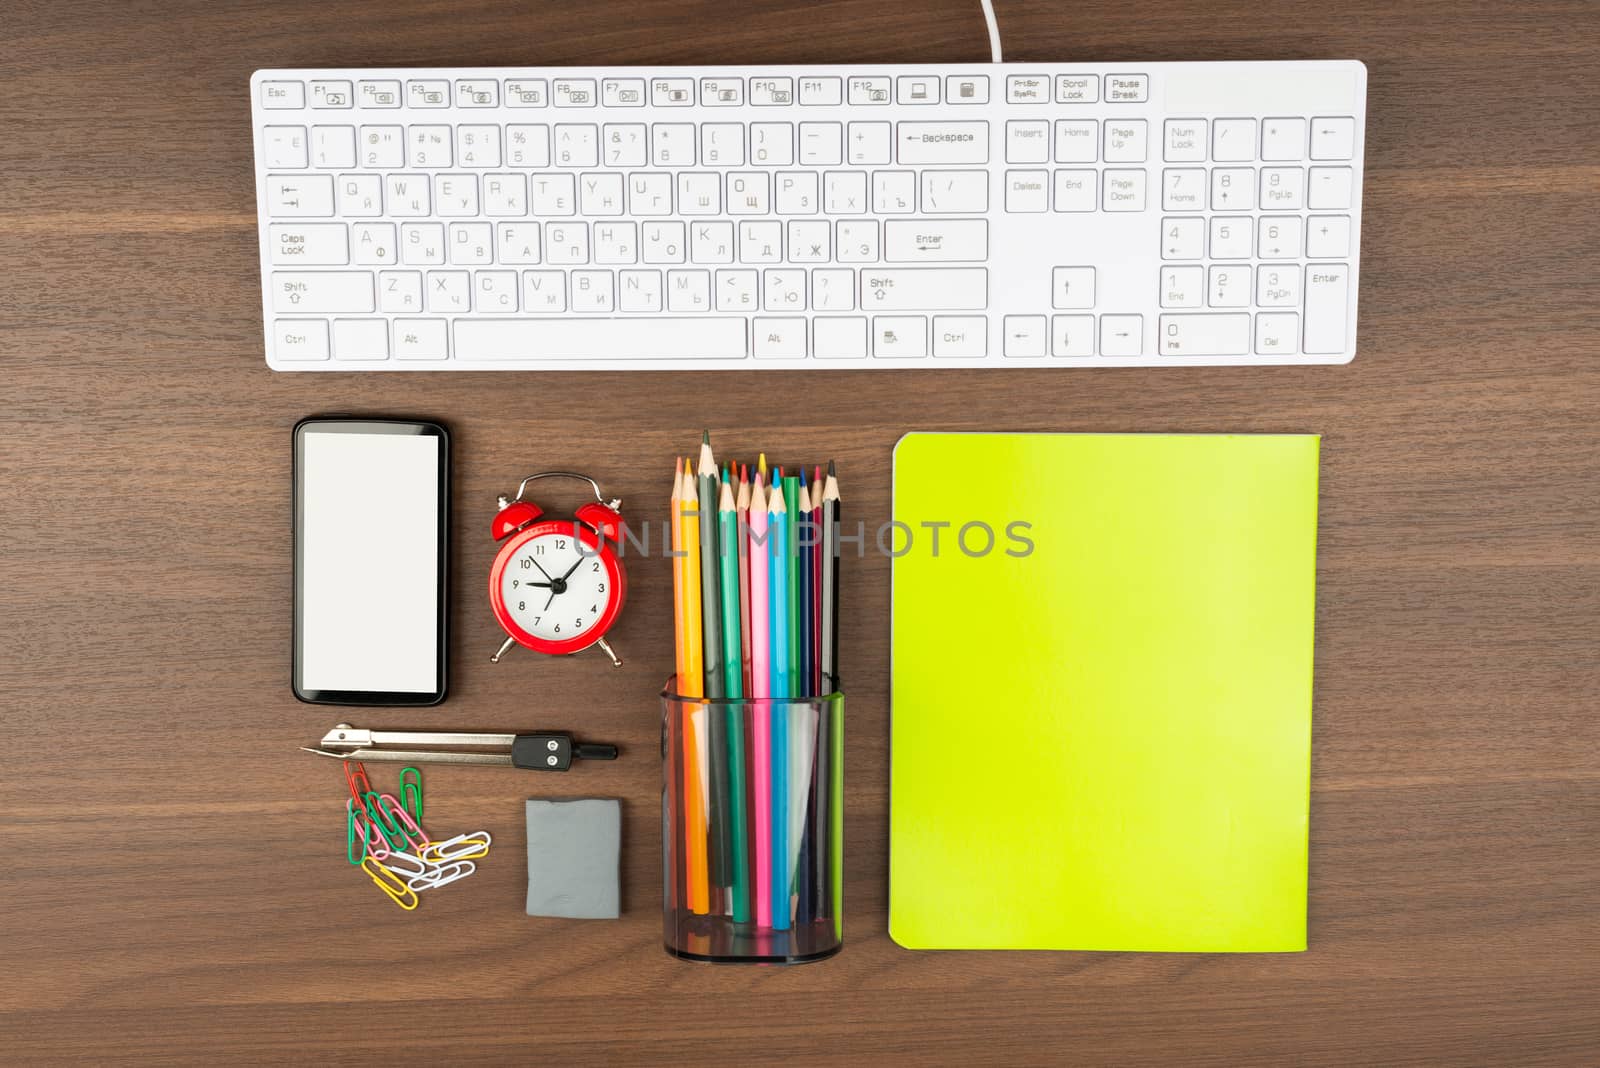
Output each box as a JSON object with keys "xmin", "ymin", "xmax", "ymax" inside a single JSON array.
[{"xmin": 2, "ymin": 0, "xmax": 1597, "ymax": 1062}]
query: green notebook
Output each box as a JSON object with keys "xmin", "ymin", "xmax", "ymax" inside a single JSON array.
[{"xmin": 890, "ymin": 433, "xmax": 1319, "ymax": 952}]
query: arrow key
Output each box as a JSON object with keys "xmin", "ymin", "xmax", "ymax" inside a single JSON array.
[
  {"xmin": 1002, "ymin": 315, "xmax": 1047, "ymax": 357},
  {"xmin": 1099, "ymin": 314, "xmax": 1143, "ymax": 357}
]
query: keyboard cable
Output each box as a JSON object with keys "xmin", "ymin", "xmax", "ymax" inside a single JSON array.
[{"xmin": 979, "ymin": 0, "xmax": 1003, "ymax": 62}]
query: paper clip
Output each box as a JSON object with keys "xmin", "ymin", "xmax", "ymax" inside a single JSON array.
[
  {"xmin": 399, "ymin": 766, "xmax": 423, "ymax": 823},
  {"xmin": 346, "ymin": 799, "xmax": 369, "ymax": 865},
  {"xmin": 344, "ymin": 760, "xmax": 374, "ymax": 805},
  {"xmin": 385, "ymin": 794, "xmax": 430, "ymax": 852},
  {"xmin": 363, "ymin": 791, "xmax": 408, "ymax": 851},
  {"xmin": 361, "ymin": 855, "xmax": 419, "ymax": 911},
  {"xmin": 379, "ymin": 850, "xmax": 433, "ymax": 882},
  {"xmin": 422, "ymin": 831, "xmax": 492, "ymax": 863},
  {"xmin": 406, "ymin": 860, "xmax": 476, "ymax": 892}
]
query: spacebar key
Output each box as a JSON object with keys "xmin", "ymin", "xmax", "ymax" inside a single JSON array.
[{"xmin": 455, "ymin": 318, "xmax": 747, "ymax": 359}]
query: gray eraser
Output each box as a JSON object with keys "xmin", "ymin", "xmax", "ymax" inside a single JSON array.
[{"xmin": 525, "ymin": 798, "xmax": 621, "ymax": 919}]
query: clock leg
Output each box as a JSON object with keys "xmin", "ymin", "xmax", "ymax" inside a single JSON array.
[
  {"xmin": 596, "ymin": 637, "xmax": 623, "ymax": 668},
  {"xmin": 490, "ymin": 636, "xmax": 518, "ymax": 663}
]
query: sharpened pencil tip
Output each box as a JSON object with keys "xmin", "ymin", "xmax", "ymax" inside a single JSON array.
[
  {"xmin": 702, "ymin": 429, "xmax": 710, "ymax": 444},
  {"xmin": 828, "ymin": 459, "xmax": 836, "ymax": 476}
]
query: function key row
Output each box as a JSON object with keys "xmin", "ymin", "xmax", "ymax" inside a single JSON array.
[{"xmin": 260, "ymin": 72, "xmax": 1161, "ymax": 111}]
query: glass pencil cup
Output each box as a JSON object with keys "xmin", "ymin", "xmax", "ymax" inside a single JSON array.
[{"xmin": 661, "ymin": 679, "xmax": 843, "ymax": 964}]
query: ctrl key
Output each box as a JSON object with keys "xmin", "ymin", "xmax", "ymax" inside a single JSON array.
[
  {"xmin": 933, "ymin": 315, "xmax": 986, "ymax": 356},
  {"xmin": 272, "ymin": 319, "xmax": 328, "ymax": 360}
]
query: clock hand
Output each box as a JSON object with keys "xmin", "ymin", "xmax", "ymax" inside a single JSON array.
[
  {"xmin": 531, "ymin": 559, "xmax": 554, "ymax": 582},
  {"xmin": 544, "ymin": 590, "xmax": 556, "ymax": 611},
  {"xmin": 518, "ymin": 581, "xmax": 552, "ymax": 589},
  {"xmin": 559, "ymin": 557, "xmax": 585, "ymax": 581}
]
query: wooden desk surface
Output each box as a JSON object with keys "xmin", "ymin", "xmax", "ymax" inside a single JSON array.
[{"xmin": 3, "ymin": 0, "xmax": 1596, "ymax": 1062}]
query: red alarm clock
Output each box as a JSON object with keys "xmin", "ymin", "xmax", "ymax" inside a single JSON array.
[{"xmin": 488, "ymin": 472, "xmax": 626, "ymax": 667}]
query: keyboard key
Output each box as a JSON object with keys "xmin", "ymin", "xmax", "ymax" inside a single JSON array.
[
  {"xmin": 873, "ymin": 171, "xmax": 915, "ymax": 214},
  {"xmin": 898, "ymin": 75, "xmax": 939, "ymax": 104},
  {"xmin": 1103, "ymin": 74, "xmax": 1148, "ymax": 103},
  {"xmin": 1054, "ymin": 74, "xmax": 1098, "ymax": 104},
  {"xmin": 394, "ymin": 319, "xmax": 448, "ymax": 360},
  {"xmin": 1211, "ymin": 118, "xmax": 1256, "ymax": 161},
  {"xmin": 837, "ymin": 219, "xmax": 880, "ymax": 262},
  {"xmin": 1303, "ymin": 265, "xmax": 1351, "ymax": 353},
  {"xmin": 554, "ymin": 124, "xmax": 598, "ymax": 167},
  {"xmin": 751, "ymin": 77, "xmax": 795, "ymax": 106},
  {"xmin": 1258, "ymin": 216, "xmax": 1302, "ymax": 259},
  {"xmin": 1005, "ymin": 75, "xmax": 1049, "ymax": 104},
  {"xmin": 825, "ymin": 171, "xmax": 868, "ymax": 213},
  {"xmin": 750, "ymin": 123, "xmax": 794, "ymax": 165},
  {"xmin": 1005, "ymin": 170, "xmax": 1049, "ymax": 212},
  {"xmin": 1208, "ymin": 265, "xmax": 1251, "ymax": 307},
  {"xmin": 872, "ymin": 316, "xmax": 926, "ymax": 356},
  {"xmin": 620, "ymin": 269, "xmax": 663, "ymax": 311},
  {"xmin": 267, "ymin": 174, "xmax": 335, "ymax": 216},
  {"xmin": 573, "ymin": 269, "xmax": 615, "ymax": 311},
  {"xmin": 434, "ymin": 174, "xmax": 478, "ymax": 217},
  {"xmin": 884, "ymin": 220, "xmax": 987, "ymax": 262},
  {"xmin": 272, "ymin": 319, "xmax": 328, "ymax": 359},
  {"xmin": 275, "ymin": 271, "xmax": 377, "ymax": 313},
  {"xmin": 407, "ymin": 80, "xmax": 449, "ymax": 108},
  {"xmin": 716, "ymin": 269, "xmax": 758, "ymax": 311},
  {"xmin": 553, "ymin": 79, "xmax": 596, "ymax": 106},
  {"xmin": 1163, "ymin": 119, "xmax": 1206, "ymax": 162},
  {"xmin": 400, "ymin": 222, "xmax": 445, "ymax": 265},
  {"xmin": 1099, "ymin": 314, "xmax": 1142, "ymax": 355},
  {"xmin": 933, "ymin": 315, "xmax": 986, "ymax": 356},
  {"xmin": 455, "ymin": 125, "xmax": 501, "ymax": 168},
  {"xmin": 484, "ymin": 174, "xmax": 528, "ymax": 216},
  {"xmin": 311, "ymin": 126, "xmax": 356, "ymax": 168},
  {"xmin": 1103, "ymin": 120, "xmax": 1147, "ymax": 163},
  {"xmin": 260, "ymin": 81, "xmax": 305, "ymax": 109},
  {"xmin": 652, "ymin": 78, "xmax": 695, "ymax": 106},
  {"xmin": 593, "ymin": 221, "xmax": 637, "ymax": 262},
  {"xmin": 1161, "ymin": 217, "xmax": 1203, "ymax": 260},
  {"xmin": 1162, "ymin": 168, "xmax": 1204, "ymax": 211},
  {"xmin": 796, "ymin": 78, "xmax": 838, "ymax": 106},
  {"xmin": 799, "ymin": 122, "xmax": 843, "ymax": 166},
  {"xmin": 602, "ymin": 78, "xmax": 646, "ymax": 107},
  {"xmin": 811, "ymin": 267, "xmax": 854, "ymax": 310},
  {"xmin": 654, "ymin": 124, "xmax": 696, "ymax": 166},
  {"xmin": 426, "ymin": 270, "xmax": 470, "ymax": 312},
  {"xmin": 1256, "ymin": 265, "xmax": 1299, "ymax": 307},
  {"xmin": 263, "ymin": 126, "xmax": 307, "ymax": 168},
  {"xmin": 702, "ymin": 123, "xmax": 744, "ymax": 165},
  {"xmin": 848, "ymin": 77, "xmax": 891, "ymax": 106},
  {"xmin": 629, "ymin": 172, "xmax": 671, "ymax": 216},
  {"xmin": 1053, "ymin": 169, "xmax": 1096, "ymax": 212},
  {"xmin": 1255, "ymin": 313, "xmax": 1299, "ymax": 355},
  {"xmin": 333, "ymin": 318, "xmax": 390, "ymax": 360},
  {"xmin": 692, "ymin": 221, "xmax": 735, "ymax": 263},
  {"xmin": 1210, "ymin": 167, "xmax": 1253, "ymax": 210},
  {"xmin": 1006, "ymin": 120, "xmax": 1050, "ymax": 164},
  {"xmin": 408, "ymin": 126, "xmax": 452, "ymax": 168},
  {"xmin": 1157, "ymin": 313, "xmax": 1249, "ymax": 356},
  {"xmin": 1261, "ymin": 117, "xmax": 1307, "ymax": 161},
  {"xmin": 352, "ymin": 222, "xmax": 398, "ymax": 265},
  {"xmin": 1307, "ymin": 216, "xmax": 1352, "ymax": 258},
  {"xmin": 848, "ymin": 122, "xmax": 892, "ymax": 165},
  {"xmin": 1051, "ymin": 315, "xmax": 1094, "ymax": 356},
  {"xmin": 702, "ymin": 78, "xmax": 745, "ymax": 106},
  {"xmin": 360, "ymin": 126, "xmax": 404, "ymax": 168},
  {"xmin": 775, "ymin": 172, "xmax": 819, "ymax": 214},
  {"xmin": 1054, "ymin": 120, "xmax": 1097, "ymax": 163},
  {"xmin": 919, "ymin": 170, "xmax": 987, "ymax": 213},
  {"xmin": 861, "ymin": 267, "xmax": 986, "ymax": 309},
  {"xmin": 814, "ymin": 316, "xmax": 869, "ymax": 357},
  {"xmin": 455, "ymin": 318, "xmax": 746, "ymax": 359},
  {"xmin": 504, "ymin": 79, "xmax": 547, "ymax": 107},
  {"xmin": 1003, "ymin": 315, "xmax": 1047, "ymax": 357},
  {"xmin": 946, "ymin": 75, "xmax": 990, "ymax": 104},
  {"xmin": 507, "ymin": 125, "xmax": 550, "ymax": 167},
  {"xmin": 898, "ymin": 121, "xmax": 989, "ymax": 165},
  {"xmin": 754, "ymin": 318, "xmax": 806, "ymax": 356},
  {"xmin": 763, "ymin": 268, "xmax": 806, "ymax": 310},
  {"xmin": 1260, "ymin": 166, "xmax": 1305, "ymax": 209},
  {"xmin": 1102, "ymin": 170, "xmax": 1146, "ymax": 211},
  {"xmin": 358, "ymin": 80, "xmax": 401, "ymax": 108},
  {"xmin": 1308, "ymin": 166, "xmax": 1355, "ymax": 209},
  {"xmin": 309, "ymin": 80, "xmax": 352, "ymax": 108},
  {"xmin": 1208, "ymin": 217, "xmax": 1252, "ymax": 259},
  {"xmin": 789, "ymin": 219, "xmax": 830, "ymax": 261},
  {"xmin": 379, "ymin": 271, "xmax": 423, "ymax": 312},
  {"xmin": 522, "ymin": 271, "xmax": 566, "ymax": 311},
  {"xmin": 1159, "ymin": 266, "xmax": 1203, "ymax": 308},
  {"xmin": 1310, "ymin": 117, "xmax": 1356, "ymax": 160},
  {"xmin": 1051, "ymin": 266, "xmax": 1095, "ymax": 308},
  {"xmin": 455, "ymin": 79, "xmax": 499, "ymax": 107}
]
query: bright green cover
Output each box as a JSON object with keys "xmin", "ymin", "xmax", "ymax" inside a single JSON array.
[{"xmin": 890, "ymin": 433, "xmax": 1319, "ymax": 952}]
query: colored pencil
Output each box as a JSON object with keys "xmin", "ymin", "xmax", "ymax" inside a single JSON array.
[
  {"xmin": 670, "ymin": 461, "xmax": 709, "ymax": 915},
  {"xmin": 781, "ymin": 468, "xmax": 800, "ymax": 698},
  {"xmin": 793, "ymin": 475, "xmax": 816, "ymax": 923},
  {"xmin": 717, "ymin": 475, "xmax": 750, "ymax": 922},
  {"xmin": 768, "ymin": 481, "xmax": 791, "ymax": 930},
  {"xmin": 816, "ymin": 462, "xmax": 841, "ymax": 918},
  {"xmin": 697, "ymin": 436, "xmax": 730, "ymax": 896},
  {"xmin": 747, "ymin": 471, "xmax": 772, "ymax": 928},
  {"xmin": 735, "ymin": 464, "xmax": 753, "ymax": 697}
]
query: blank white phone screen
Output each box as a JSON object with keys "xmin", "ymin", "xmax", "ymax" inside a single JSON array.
[{"xmin": 300, "ymin": 430, "xmax": 440, "ymax": 693}]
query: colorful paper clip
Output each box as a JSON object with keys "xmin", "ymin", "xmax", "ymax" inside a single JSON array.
[
  {"xmin": 408, "ymin": 860, "xmax": 476, "ymax": 892},
  {"xmin": 421, "ymin": 831, "xmax": 492, "ymax": 863},
  {"xmin": 344, "ymin": 760, "xmax": 374, "ymax": 806},
  {"xmin": 346, "ymin": 799, "xmax": 368, "ymax": 865},
  {"xmin": 385, "ymin": 794, "xmax": 430, "ymax": 852},
  {"xmin": 361, "ymin": 855, "xmax": 419, "ymax": 911},
  {"xmin": 399, "ymin": 766, "xmax": 423, "ymax": 823},
  {"xmin": 363, "ymin": 791, "xmax": 408, "ymax": 851}
]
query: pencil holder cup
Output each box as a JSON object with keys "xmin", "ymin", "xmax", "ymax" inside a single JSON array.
[{"xmin": 661, "ymin": 678, "xmax": 843, "ymax": 964}]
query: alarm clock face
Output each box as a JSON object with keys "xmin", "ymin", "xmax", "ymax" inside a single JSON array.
[{"xmin": 495, "ymin": 523, "xmax": 622, "ymax": 651}]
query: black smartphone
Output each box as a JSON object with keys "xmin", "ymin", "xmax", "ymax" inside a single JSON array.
[{"xmin": 293, "ymin": 417, "xmax": 449, "ymax": 705}]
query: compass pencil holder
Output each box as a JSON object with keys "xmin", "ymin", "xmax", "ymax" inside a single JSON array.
[{"xmin": 661, "ymin": 679, "xmax": 843, "ymax": 964}]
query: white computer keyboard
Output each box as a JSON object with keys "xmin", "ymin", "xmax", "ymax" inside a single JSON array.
[{"xmin": 250, "ymin": 61, "xmax": 1366, "ymax": 371}]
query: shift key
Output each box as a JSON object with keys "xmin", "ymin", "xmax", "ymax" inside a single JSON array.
[
  {"xmin": 862, "ymin": 268, "xmax": 988, "ymax": 310},
  {"xmin": 271, "ymin": 271, "xmax": 374, "ymax": 313}
]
